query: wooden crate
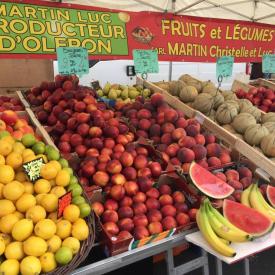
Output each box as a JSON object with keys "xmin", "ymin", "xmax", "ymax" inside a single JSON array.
[
  {"xmin": 250, "ymin": 78, "xmax": 275, "ymax": 90},
  {"xmin": 231, "ymin": 79, "xmax": 254, "ymax": 93},
  {"xmin": 16, "ymin": 91, "xmax": 30, "ymax": 108},
  {"xmin": 137, "ymin": 77, "xmax": 275, "ymax": 181}
]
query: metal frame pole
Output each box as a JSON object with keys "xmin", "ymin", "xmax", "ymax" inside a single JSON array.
[{"xmin": 168, "ymin": 0, "xmax": 176, "ymax": 81}]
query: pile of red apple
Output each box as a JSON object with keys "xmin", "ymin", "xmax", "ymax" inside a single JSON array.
[
  {"xmin": 236, "ymin": 86, "xmax": 275, "ymax": 112},
  {"xmin": 0, "ymin": 96, "xmax": 24, "ymax": 112},
  {"xmin": 118, "ymin": 94, "xmax": 232, "ymax": 172},
  {"xmin": 92, "ymin": 183, "xmax": 197, "ymax": 240}
]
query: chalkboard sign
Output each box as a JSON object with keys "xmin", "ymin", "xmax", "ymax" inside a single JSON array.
[
  {"xmin": 57, "ymin": 47, "xmax": 89, "ymax": 76},
  {"xmin": 263, "ymin": 54, "xmax": 275, "ymax": 73},
  {"xmin": 133, "ymin": 49, "xmax": 159, "ymax": 74},
  {"xmin": 216, "ymin": 56, "xmax": 234, "ymax": 79}
]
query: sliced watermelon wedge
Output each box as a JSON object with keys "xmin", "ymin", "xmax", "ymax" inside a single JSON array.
[
  {"xmin": 267, "ymin": 185, "xmax": 275, "ymax": 207},
  {"xmin": 223, "ymin": 199, "xmax": 273, "ymax": 237},
  {"xmin": 189, "ymin": 162, "xmax": 234, "ymax": 199}
]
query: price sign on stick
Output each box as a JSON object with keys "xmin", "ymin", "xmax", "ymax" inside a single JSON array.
[
  {"xmin": 133, "ymin": 49, "xmax": 159, "ymax": 74},
  {"xmin": 57, "ymin": 47, "xmax": 89, "ymax": 76},
  {"xmin": 58, "ymin": 192, "xmax": 72, "ymax": 218},
  {"xmin": 262, "ymin": 54, "xmax": 275, "ymax": 73},
  {"xmin": 216, "ymin": 56, "xmax": 234, "ymax": 79}
]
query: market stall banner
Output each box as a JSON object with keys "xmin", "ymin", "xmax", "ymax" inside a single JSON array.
[{"xmin": 0, "ymin": 0, "xmax": 274, "ymax": 62}]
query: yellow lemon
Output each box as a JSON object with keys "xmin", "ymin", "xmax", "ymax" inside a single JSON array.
[
  {"xmin": 22, "ymin": 149, "xmax": 34, "ymax": 159},
  {"xmin": 49, "ymin": 179, "xmax": 55, "ymax": 187},
  {"xmin": 20, "ymin": 256, "xmax": 41, "ymax": 275},
  {"xmin": 49, "ymin": 160, "xmax": 61, "ymax": 172},
  {"xmin": 40, "ymin": 194, "xmax": 58, "ymax": 212},
  {"xmin": 12, "ymin": 219, "xmax": 33, "ymax": 241},
  {"xmin": 23, "ymin": 236, "xmax": 47, "ymax": 257},
  {"xmin": 2, "ymin": 135, "xmax": 15, "ymax": 145},
  {"xmin": 13, "ymin": 141, "xmax": 25, "ymax": 154},
  {"xmin": 0, "ymin": 183, "xmax": 4, "ymax": 198},
  {"xmin": 72, "ymin": 220, "xmax": 89, "ymax": 241},
  {"xmin": 0, "ymin": 259, "xmax": 20, "ymax": 275},
  {"xmin": 6, "ymin": 152, "xmax": 22, "ymax": 169},
  {"xmin": 47, "ymin": 212, "xmax": 60, "ymax": 223},
  {"xmin": 0, "ymin": 237, "xmax": 5, "ymax": 255},
  {"xmin": 23, "ymin": 154, "xmax": 36, "ymax": 163},
  {"xmin": 5, "ymin": 241, "xmax": 24, "ymax": 260},
  {"xmin": 74, "ymin": 218, "xmax": 86, "ymax": 225},
  {"xmin": 3, "ymin": 181, "xmax": 25, "ymax": 201},
  {"xmin": 36, "ymin": 154, "xmax": 48, "ymax": 163},
  {"xmin": 0, "ymin": 155, "xmax": 5, "ymax": 165},
  {"xmin": 26, "ymin": 205, "xmax": 46, "ymax": 223},
  {"xmin": 16, "ymin": 193, "xmax": 36, "ymax": 212},
  {"xmin": 23, "ymin": 181, "xmax": 34, "ymax": 194},
  {"xmin": 47, "ymin": 235, "xmax": 62, "ymax": 253},
  {"xmin": 0, "ymin": 213, "xmax": 19, "ymax": 234},
  {"xmin": 13, "ymin": 211, "xmax": 24, "ymax": 220},
  {"xmin": 63, "ymin": 204, "xmax": 80, "ymax": 223},
  {"xmin": 40, "ymin": 163, "xmax": 58, "ymax": 180},
  {"xmin": 34, "ymin": 179, "xmax": 51, "ymax": 194},
  {"xmin": 0, "ymin": 165, "xmax": 14, "ymax": 184},
  {"xmin": 55, "ymin": 169, "xmax": 70, "ymax": 187},
  {"xmin": 0, "ymin": 140, "xmax": 12, "ymax": 156},
  {"xmin": 34, "ymin": 219, "xmax": 56, "ymax": 240},
  {"xmin": 0, "ymin": 233, "xmax": 11, "ymax": 246},
  {"xmin": 0, "ymin": 200, "xmax": 15, "ymax": 217},
  {"xmin": 15, "ymin": 171, "xmax": 26, "ymax": 182},
  {"xmin": 56, "ymin": 220, "xmax": 72, "ymax": 239},
  {"xmin": 62, "ymin": 237, "xmax": 80, "ymax": 254},
  {"xmin": 50, "ymin": 186, "xmax": 66, "ymax": 198},
  {"xmin": 35, "ymin": 194, "xmax": 46, "ymax": 205},
  {"xmin": 39, "ymin": 252, "xmax": 57, "ymax": 273}
]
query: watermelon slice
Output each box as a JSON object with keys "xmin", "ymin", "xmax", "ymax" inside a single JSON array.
[
  {"xmin": 267, "ymin": 185, "xmax": 275, "ymax": 207},
  {"xmin": 223, "ymin": 199, "xmax": 273, "ymax": 237},
  {"xmin": 189, "ymin": 162, "xmax": 234, "ymax": 199}
]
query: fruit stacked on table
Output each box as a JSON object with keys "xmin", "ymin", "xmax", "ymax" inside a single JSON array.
[
  {"xmin": 236, "ymin": 86, "xmax": 275, "ymax": 113},
  {"xmin": 0, "ymin": 118, "xmax": 91, "ymax": 274},
  {"xmin": 0, "ymin": 96, "xmax": 24, "ymax": 112}
]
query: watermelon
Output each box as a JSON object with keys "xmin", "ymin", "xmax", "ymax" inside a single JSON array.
[
  {"xmin": 223, "ymin": 199, "xmax": 273, "ymax": 237},
  {"xmin": 189, "ymin": 162, "xmax": 234, "ymax": 199},
  {"xmin": 267, "ymin": 185, "xmax": 275, "ymax": 207}
]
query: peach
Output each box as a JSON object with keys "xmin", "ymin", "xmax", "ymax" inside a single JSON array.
[
  {"xmin": 204, "ymin": 133, "xmax": 216, "ymax": 144},
  {"xmin": 172, "ymin": 191, "xmax": 185, "ymax": 204},
  {"xmin": 110, "ymin": 185, "xmax": 125, "ymax": 201},
  {"xmin": 103, "ymin": 222, "xmax": 119, "ymax": 236},
  {"xmin": 177, "ymin": 148, "xmax": 195, "ymax": 163},
  {"xmin": 111, "ymin": 173, "xmax": 126, "ymax": 185},
  {"xmin": 233, "ymin": 190, "xmax": 242, "ymax": 202},
  {"xmin": 120, "ymin": 152, "xmax": 134, "ymax": 167},
  {"xmin": 176, "ymin": 117, "xmax": 188, "ymax": 128},
  {"xmin": 138, "ymin": 119, "xmax": 151, "ymax": 131},
  {"xmin": 102, "ymin": 210, "xmax": 119, "ymax": 223},
  {"xmin": 185, "ymin": 124, "xmax": 200, "ymax": 137},
  {"xmin": 108, "ymin": 118, "xmax": 119, "ymax": 127},
  {"xmin": 148, "ymin": 162, "xmax": 162, "ymax": 178},
  {"xmin": 133, "ymin": 202, "xmax": 147, "ymax": 215},
  {"xmin": 148, "ymin": 221, "xmax": 163, "ymax": 235},
  {"xmin": 118, "ymin": 206, "xmax": 134, "ymax": 219},
  {"xmin": 92, "ymin": 171, "xmax": 109, "ymax": 186},
  {"xmin": 161, "ymin": 133, "xmax": 172, "ymax": 145},
  {"xmin": 166, "ymin": 143, "xmax": 180, "ymax": 157},
  {"xmin": 162, "ymin": 216, "xmax": 177, "ymax": 230},
  {"xmin": 156, "ymin": 112, "xmax": 165, "ymax": 125},
  {"xmin": 136, "ymin": 147, "xmax": 148, "ymax": 156},
  {"xmin": 58, "ymin": 141, "xmax": 71, "ymax": 153},
  {"xmin": 206, "ymin": 143, "xmax": 222, "ymax": 157},
  {"xmin": 124, "ymin": 181, "xmax": 139, "ymax": 196},
  {"xmin": 89, "ymin": 126, "xmax": 102, "ymax": 138},
  {"xmin": 237, "ymin": 167, "xmax": 252, "ymax": 179},
  {"xmin": 118, "ymin": 218, "xmax": 134, "ymax": 232},
  {"xmin": 164, "ymin": 109, "xmax": 178, "ymax": 123},
  {"xmin": 74, "ymin": 101, "xmax": 86, "ymax": 112},
  {"xmin": 161, "ymin": 205, "xmax": 176, "ymax": 217},
  {"xmin": 188, "ymin": 209, "xmax": 198, "ymax": 221},
  {"xmin": 146, "ymin": 188, "xmax": 160, "ymax": 199},
  {"xmin": 137, "ymin": 177, "xmax": 153, "ymax": 192},
  {"xmin": 194, "ymin": 134, "xmax": 206, "ymax": 145},
  {"xmin": 220, "ymin": 153, "xmax": 231, "ymax": 164},
  {"xmin": 159, "ymin": 194, "xmax": 173, "ymax": 206},
  {"xmin": 136, "ymin": 130, "xmax": 148, "ymax": 138},
  {"xmin": 104, "ymin": 199, "xmax": 119, "ymax": 211},
  {"xmin": 91, "ymin": 202, "xmax": 104, "ymax": 216},
  {"xmin": 159, "ymin": 184, "xmax": 172, "ymax": 195},
  {"xmin": 207, "ymin": 157, "xmax": 222, "ymax": 167},
  {"xmin": 116, "ymin": 135, "xmax": 129, "ymax": 146},
  {"xmin": 86, "ymin": 148, "xmax": 100, "ymax": 158},
  {"xmin": 67, "ymin": 117, "xmax": 78, "ymax": 130},
  {"xmin": 70, "ymin": 134, "xmax": 83, "ymax": 147},
  {"xmin": 114, "ymin": 144, "xmax": 125, "ymax": 153},
  {"xmin": 146, "ymin": 198, "xmax": 160, "ymax": 210},
  {"xmin": 118, "ymin": 124, "xmax": 129, "ymax": 134},
  {"xmin": 147, "ymin": 209, "xmax": 162, "ymax": 223},
  {"xmin": 175, "ymin": 202, "xmax": 188, "ymax": 213},
  {"xmin": 178, "ymin": 136, "xmax": 196, "ymax": 148},
  {"xmin": 176, "ymin": 213, "xmax": 190, "ymax": 226},
  {"xmin": 134, "ymin": 155, "xmax": 148, "ymax": 170},
  {"xmin": 240, "ymin": 177, "xmax": 252, "ymax": 189},
  {"xmin": 120, "ymin": 196, "xmax": 133, "ymax": 207},
  {"xmin": 172, "ymin": 128, "xmax": 186, "ymax": 141},
  {"xmin": 75, "ymin": 144, "xmax": 87, "ymax": 157},
  {"xmin": 228, "ymin": 180, "xmax": 243, "ymax": 190},
  {"xmin": 151, "ymin": 93, "xmax": 164, "ymax": 107},
  {"xmin": 137, "ymin": 167, "xmax": 152, "ymax": 178},
  {"xmin": 81, "ymin": 163, "xmax": 95, "ymax": 177},
  {"xmin": 170, "ymin": 158, "xmax": 181, "ymax": 166},
  {"xmin": 214, "ymin": 172, "xmax": 227, "ymax": 182},
  {"xmin": 76, "ymin": 123, "xmax": 89, "ymax": 137},
  {"xmin": 133, "ymin": 214, "xmax": 148, "ymax": 227},
  {"xmin": 106, "ymin": 160, "xmax": 122, "ymax": 174},
  {"xmin": 137, "ymin": 108, "xmax": 151, "ymax": 119},
  {"xmin": 133, "ymin": 192, "xmax": 146, "ymax": 203},
  {"xmin": 149, "ymin": 124, "xmax": 161, "ymax": 137},
  {"xmin": 104, "ymin": 126, "xmax": 119, "ymax": 138},
  {"xmin": 161, "ymin": 122, "xmax": 175, "ymax": 133},
  {"xmin": 192, "ymin": 144, "xmax": 207, "ymax": 161},
  {"xmin": 122, "ymin": 167, "xmax": 137, "ymax": 181},
  {"xmin": 117, "ymin": 231, "xmax": 133, "ymax": 240},
  {"xmin": 225, "ymin": 170, "xmax": 239, "ymax": 181},
  {"xmin": 101, "ymin": 148, "xmax": 113, "ymax": 156},
  {"xmin": 133, "ymin": 226, "xmax": 149, "ymax": 240},
  {"xmin": 98, "ymin": 154, "xmax": 111, "ymax": 163},
  {"xmin": 1, "ymin": 110, "xmax": 18, "ymax": 126}
]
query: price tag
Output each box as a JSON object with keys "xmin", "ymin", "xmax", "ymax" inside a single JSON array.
[
  {"xmin": 57, "ymin": 47, "xmax": 89, "ymax": 77},
  {"xmin": 22, "ymin": 157, "xmax": 44, "ymax": 182},
  {"xmin": 216, "ymin": 56, "xmax": 234, "ymax": 79},
  {"xmin": 133, "ymin": 49, "xmax": 159, "ymax": 74},
  {"xmin": 58, "ymin": 192, "xmax": 72, "ymax": 218},
  {"xmin": 262, "ymin": 54, "xmax": 275, "ymax": 73}
]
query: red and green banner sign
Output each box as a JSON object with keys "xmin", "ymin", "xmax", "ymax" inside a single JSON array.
[{"xmin": 0, "ymin": 0, "xmax": 274, "ymax": 62}]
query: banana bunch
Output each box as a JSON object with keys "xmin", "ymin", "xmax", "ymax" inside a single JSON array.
[
  {"xmin": 241, "ymin": 184, "xmax": 275, "ymax": 222},
  {"xmin": 196, "ymin": 199, "xmax": 251, "ymax": 257}
]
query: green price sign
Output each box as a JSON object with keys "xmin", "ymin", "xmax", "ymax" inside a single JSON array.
[
  {"xmin": 57, "ymin": 47, "xmax": 89, "ymax": 77},
  {"xmin": 216, "ymin": 56, "xmax": 234, "ymax": 79},
  {"xmin": 262, "ymin": 54, "xmax": 275, "ymax": 73},
  {"xmin": 23, "ymin": 157, "xmax": 44, "ymax": 182},
  {"xmin": 133, "ymin": 49, "xmax": 159, "ymax": 74}
]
